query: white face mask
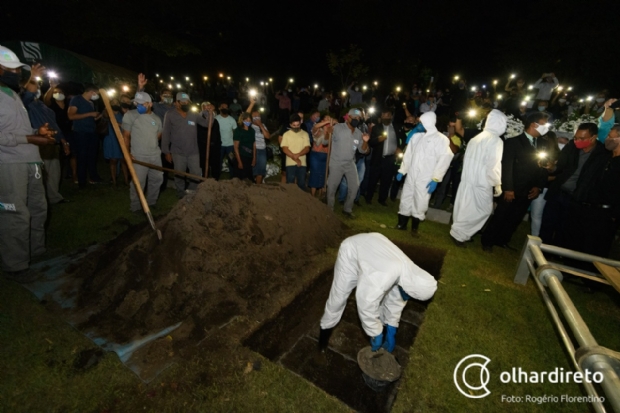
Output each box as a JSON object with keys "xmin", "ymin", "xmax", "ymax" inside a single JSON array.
[
  {"xmin": 596, "ymin": 98, "xmax": 605, "ymax": 103},
  {"xmin": 91, "ymin": 93, "xmax": 99, "ymax": 100},
  {"xmin": 558, "ymin": 143, "xmax": 566, "ymax": 150},
  {"xmin": 558, "ymin": 99, "xmax": 566, "ymax": 103},
  {"xmin": 355, "ymin": 87, "xmax": 359, "ymax": 91},
  {"xmin": 535, "ymin": 123, "xmax": 550, "ymax": 136},
  {"xmin": 53, "ymin": 92, "xmax": 65, "ymax": 101},
  {"xmin": 35, "ymin": 89, "xmax": 41, "ymax": 99}
]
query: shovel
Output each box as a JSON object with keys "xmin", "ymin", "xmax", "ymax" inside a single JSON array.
[{"xmin": 99, "ymin": 89, "xmax": 162, "ymax": 241}]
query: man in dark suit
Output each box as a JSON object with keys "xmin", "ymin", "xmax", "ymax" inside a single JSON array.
[
  {"xmin": 481, "ymin": 112, "xmax": 550, "ymax": 251},
  {"xmin": 562, "ymin": 124, "xmax": 619, "ymax": 272},
  {"xmin": 539, "ymin": 122, "xmax": 610, "ymax": 247},
  {"xmin": 365, "ymin": 109, "xmax": 405, "ymax": 206}
]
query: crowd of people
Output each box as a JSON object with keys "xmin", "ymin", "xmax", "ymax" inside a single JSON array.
[{"xmin": 1, "ymin": 42, "xmax": 619, "ymax": 284}]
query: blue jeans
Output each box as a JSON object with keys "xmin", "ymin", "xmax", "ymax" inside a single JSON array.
[
  {"xmin": 220, "ymin": 145, "xmax": 234, "ymax": 178},
  {"xmin": 73, "ymin": 131, "xmax": 101, "ymax": 185},
  {"xmin": 253, "ymin": 148, "xmax": 267, "ymax": 177},
  {"xmin": 338, "ymin": 157, "xmax": 365, "ymax": 202},
  {"xmin": 286, "ymin": 165, "xmax": 307, "ymax": 191}
]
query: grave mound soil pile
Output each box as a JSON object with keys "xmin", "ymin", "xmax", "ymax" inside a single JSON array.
[{"xmin": 68, "ymin": 180, "xmax": 345, "ymax": 377}]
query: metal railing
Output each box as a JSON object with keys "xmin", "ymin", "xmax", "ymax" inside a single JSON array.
[{"xmin": 514, "ymin": 235, "xmax": 620, "ymax": 413}]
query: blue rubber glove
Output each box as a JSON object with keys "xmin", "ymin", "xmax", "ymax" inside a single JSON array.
[
  {"xmin": 405, "ymin": 123, "xmax": 426, "ymax": 144},
  {"xmin": 426, "ymin": 180, "xmax": 438, "ymax": 194},
  {"xmin": 382, "ymin": 325, "xmax": 397, "ymax": 353},
  {"xmin": 398, "ymin": 286, "xmax": 411, "ymax": 301},
  {"xmin": 370, "ymin": 333, "xmax": 383, "ymax": 351},
  {"xmin": 396, "ymin": 173, "xmax": 403, "ymax": 181}
]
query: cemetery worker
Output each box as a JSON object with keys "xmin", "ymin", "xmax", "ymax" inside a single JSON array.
[
  {"xmin": 0, "ymin": 48, "xmax": 56, "ymax": 277},
  {"xmin": 122, "ymin": 92, "xmax": 163, "ymax": 212},
  {"xmin": 396, "ymin": 112, "xmax": 453, "ymax": 234},
  {"xmin": 450, "ymin": 110, "xmax": 506, "ymax": 247},
  {"xmin": 326, "ymin": 108, "xmax": 370, "ymax": 217},
  {"xmin": 161, "ymin": 92, "xmax": 210, "ymax": 198},
  {"xmin": 319, "ymin": 233, "xmax": 437, "ymax": 353}
]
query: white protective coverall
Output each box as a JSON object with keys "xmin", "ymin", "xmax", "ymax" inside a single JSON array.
[
  {"xmin": 398, "ymin": 112, "xmax": 453, "ymax": 220},
  {"xmin": 319, "ymin": 233, "xmax": 438, "ymax": 338},
  {"xmin": 450, "ymin": 109, "xmax": 506, "ymax": 242}
]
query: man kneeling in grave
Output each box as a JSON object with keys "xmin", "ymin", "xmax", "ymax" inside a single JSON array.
[{"xmin": 318, "ymin": 233, "xmax": 438, "ymax": 353}]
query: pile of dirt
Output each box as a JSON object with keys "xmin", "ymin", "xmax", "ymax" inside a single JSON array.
[{"xmin": 62, "ymin": 180, "xmax": 345, "ymax": 380}]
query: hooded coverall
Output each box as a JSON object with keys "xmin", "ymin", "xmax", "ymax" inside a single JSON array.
[
  {"xmin": 450, "ymin": 109, "xmax": 506, "ymax": 242},
  {"xmin": 319, "ymin": 233, "xmax": 437, "ymax": 338},
  {"xmin": 398, "ymin": 112, "xmax": 453, "ymax": 220}
]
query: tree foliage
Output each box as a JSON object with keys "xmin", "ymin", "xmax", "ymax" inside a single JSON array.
[{"xmin": 327, "ymin": 45, "xmax": 369, "ymax": 89}]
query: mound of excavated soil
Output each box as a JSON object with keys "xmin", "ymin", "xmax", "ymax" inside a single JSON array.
[{"xmin": 66, "ymin": 180, "xmax": 345, "ymax": 380}]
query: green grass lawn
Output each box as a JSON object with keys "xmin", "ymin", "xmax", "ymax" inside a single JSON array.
[{"xmin": 1, "ymin": 172, "xmax": 619, "ymax": 413}]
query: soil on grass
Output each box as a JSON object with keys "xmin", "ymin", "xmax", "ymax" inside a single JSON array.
[{"xmin": 59, "ymin": 179, "xmax": 345, "ymax": 380}]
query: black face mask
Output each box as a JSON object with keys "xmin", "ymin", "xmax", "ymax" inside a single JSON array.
[
  {"xmin": 382, "ymin": 119, "xmax": 392, "ymax": 126},
  {"xmin": 220, "ymin": 108, "xmax": 229, "ymax": 115},
  {"xmin": 180, "ymin": 104, "xmax": 190, "ymax": 112},
  {"xmin": 350, "ymin": 119, "xmax": 360, "ymax": 128},
  {"xmin": 111, "ymin": 105, "xmax": 122, "ymax": 112},
  {"xmin": 403, "ymin": 122, "xmax": 415, "ymax": 130},
  {"xmin": 0, "ymin": 71, "xmax": 21, "ymax": 92},
  {"xmin": 291, "ymin": 127, "xmax": 301, "ymax": 133},
  {"xmin": 120, "ymin": 102, "xmax": 132, "ymax": 109}
]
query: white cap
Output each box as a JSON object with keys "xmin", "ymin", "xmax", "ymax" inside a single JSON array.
[
  {"xmin": 0, "ymin": 45, "xmax": 31, "ymax": 70},
  {"xmin": 133, "ymin": 91, "xmax": 152, "ymax": 104}
]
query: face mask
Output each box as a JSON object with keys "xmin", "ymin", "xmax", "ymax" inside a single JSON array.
[
  {"xmin": 0, "ymin": 71, "xmax": 21, "ymax": 91},
  {"xmin": 355, "ymin": 87, "xmax": 359, "ymax": 91},
  {"xmin": 243, "ymin": 121, "xmax": 251, "ymax": 127},
  {"xmin": 136, "ymin": 104, "xmax": 147, "ymax": 114},
  {"xmin": 559, "ymin": 99, "xmax": 566, "ymax": 104},
  {"xmin": 287, "ymin": 89, "xmax": 292, "ymax": 93},
  {"xmin": 163, "ymin": 97, "xmax": 173, "ymax": 104},
  {"xmin": 558, "ymin": 143, "xmax": 566, "ymax": 150},
  {"xmin": 291, "ymin": 127, "xmax": 300, "ymax": 133},
  {"xmin": 538, "ymin": 106, "xmax": 547, "ymax": 112},
  {"xmin": 35, "ymin": 89, "xmax": 41, "ymax": 99},
  {"xmin": 350, "ymin": 119, "xmax": 360, "ymax": 128},
  {"xmin": 111, "ymin": 105, "xmax": 122, "ymax": 112},
  {"xmin": 180, "ymin": 104, "xmax": 190, "ymax": 112},
  {"xmin": 121, "ymin": 102, "xmax": 133, "ymax": 109},
  {"xmin": 575, "ymin": 139, "xmax": 591, "ymax": 149},
  {"xmin": 253, "ymin": 116, "xmax": 261, "ymax": 121},
  {"xmin": 534, "ymin": 123, "xmax": 549, "ymax": 136},
  {"xmin": 220, "ymin": 108, "xmax": 229, "ymax": 115},
  {"xmin": 382, "ymin": 119, "xmax": 392, "ymax": 126},
  {"xmin": 91, "ymin": 94, "xmax": 99, "ymax": 100},
  {"xmin": 53, "ymin": 92, "xmax": 65, "ymax": 101},
  {"xmin": 604, "ymin": 138, "xmax": 619, "ymax": 151},
  {"xmin": 403, "ymin": 122, "xmax": 415, "ymax": 130},
  {"xmin": 493, "ymin": 101, "xmax": 499, "ymax": 108},
  {"xmin": 233, "ymin": 99, "xmax": 237, "ymax": 103},
  {"xmin": 596, "ymin": 98, "xmax": 605, "ymax": 103}
]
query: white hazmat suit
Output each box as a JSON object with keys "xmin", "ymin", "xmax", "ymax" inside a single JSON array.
[
  {"xmin": 319, "ymin": 233, "xmax": 438, "ymax": 338},
  {"xmin": 398, "ymin": 112, "xmax": 454, "ymax": 220},
  {"xmin": 450, "ymin": 109, "xmax": 506, "ymax": 242}
]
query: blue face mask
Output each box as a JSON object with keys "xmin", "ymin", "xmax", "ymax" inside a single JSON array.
[
  {"xmin": 538, "ymin": 106, "xmax": 546, "ymax": 112},
  {"xmin": 136, "ymin": 104, "xmax": 147, "ymax": 114},
  {"xmin": 243, "ymin": 121, "xmax": 251, "ymax": 127}
]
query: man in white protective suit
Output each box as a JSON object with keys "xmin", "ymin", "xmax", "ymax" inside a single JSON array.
[
  {"xmin": 449, "ymin": 110, "xmax": 506, "ymax": 247},
  {"xmin": 318, "ymin": 233, "xmax": 438, "ymax": 353},
  {"xmin": 395, "ymin": 112, "xmax": 453, "ymax": 234}
]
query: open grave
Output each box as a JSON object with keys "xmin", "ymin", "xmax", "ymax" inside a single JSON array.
[
  {"xmin": 245, "ymin": 242, "xmax": 446, "ymax": 413},
  {"xmin": 28, "ymin": 180, "xmax": 347, "ymax": 381}
]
